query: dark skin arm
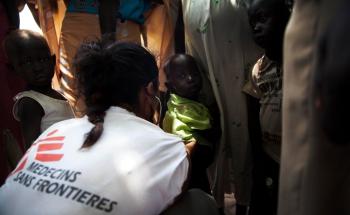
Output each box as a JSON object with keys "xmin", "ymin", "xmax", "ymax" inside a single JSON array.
[
  {"xmin": 17, "ymin": 97, "xmax": 44, "ymax": 150},
  {"xmin": 61, "ymin": 0, "xmax": 119, "ymax": 39},
  {"xmin": 151, "ymin": 0, "xmax": 163, "ymax": 4},
  {"xmin": 246, "ymin": 94, "xmax": 266, "ymax": 215},
  {"xmin": 98, "ymin": 0, "xmax": 119, "ymax": 41},
  {"xmin": 63, "ymin": 0, "xmax": 69, "ymax": 7},
  {"xmin": 187, "ymin": 137, "xmax": 213, "ymax": 169},
  {"xmin": 26, "ymin": 1, "xmax": 40, "ymax": 26},
  {"xmin": 47, "ymin": 0, "xmax": 58, "ymax": 13},
  {"xmin": 246, "ymin": 95, "xmax": 263, "ymax": 163},
  {"xmin": 1, "ymin": 0, "xmax": 20, "ymax": 30},
  {"xmin": 174, "ymin": 1, "xmax": 185, "ymax": 54}
]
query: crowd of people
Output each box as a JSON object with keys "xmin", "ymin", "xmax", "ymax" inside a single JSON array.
[{"xmin": 0, "ymin": 0, "xmax": 349, "ymax": 215}]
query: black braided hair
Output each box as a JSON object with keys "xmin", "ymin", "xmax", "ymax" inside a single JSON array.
[{"xmin": 74, "ymin": 41, "xmax": 158, "ymax": 148}]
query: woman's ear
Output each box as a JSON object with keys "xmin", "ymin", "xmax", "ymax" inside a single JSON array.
[
  {"xmin": 137, "ymin": 82, "xmax": 159, "ymax": 123},
  {"xmin": 145, "ymin": 81, "xmax": 157, "ymax": 96}
]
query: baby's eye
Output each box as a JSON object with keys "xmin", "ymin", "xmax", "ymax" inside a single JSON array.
[
  {"xmin": 38, "ymin": 57, "xmax": 50, "ymax": 63},
  {"xmin": 178, "ymin": 73, "xmax": 186, "ymax": 79},
  {"xmin": 257, "ymin": 11, "xmax": 268, "ymax": 23},
  {"xmin": 261, "ymin": 16, "xmax": 267, "ymax": 22},
  {"xmin": 23, "ymin": 58, "xmax": 33, "ymax": 66}
]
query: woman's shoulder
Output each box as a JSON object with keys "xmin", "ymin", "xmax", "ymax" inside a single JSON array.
[
  {"xmin": 105, "ymin": 110, "xmax": 184, "ymax": 147},
  {"xmin": 41, "ymin": 117, "xmax": 86, "ymax": 133}
]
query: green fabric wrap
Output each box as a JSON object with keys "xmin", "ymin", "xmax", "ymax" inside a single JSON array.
[{"xmin": 163, "ymin": 94, "xmax": 212, "ymax": 141}]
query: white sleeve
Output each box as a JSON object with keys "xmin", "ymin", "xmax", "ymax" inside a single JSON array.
[{"xmin": 147, "ymin": 133, "xmax": 189, "ymax": 214}]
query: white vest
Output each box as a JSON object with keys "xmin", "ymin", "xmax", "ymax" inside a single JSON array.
[
  {"xmin": 13, "ymin": 90, "xmax": 75, "ymax": 132},
  {"xmin": 0, "ymin": 107, "xmax": 189, "ymax": 215}
]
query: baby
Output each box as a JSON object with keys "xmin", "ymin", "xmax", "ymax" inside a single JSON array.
[{"xmin": 163, "ymin": 54, "xmax": 220, "ymax": 193}]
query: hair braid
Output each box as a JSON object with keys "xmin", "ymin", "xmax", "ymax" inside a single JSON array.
[{"xmin": 81, "ymin": 105, "xmax": 108, "ymax": 148}]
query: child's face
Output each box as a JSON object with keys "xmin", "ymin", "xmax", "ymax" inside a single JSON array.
[
  {"xmin": 11, "ymin": 41, "xmax": 55, "ymax": 87},
  {"xmin": 248, "ymin": 0, "xmax": 284, "ymax": 49},
  {"xmin": 167, "ymin": 60, "xmax": 202, "ymax": 99}
]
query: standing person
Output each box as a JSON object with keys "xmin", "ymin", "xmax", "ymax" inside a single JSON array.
[
  {"xmin": 59, "ymin": 0, "xmax": 152, "ymax": 115},
  {"xmin": 243, "ymin": 0, "xmax": 290, "ymax": 214},
  {"xmin": 59, "ymin": 0, "xmax": 123, "ymax": 113},
  {"xmin": 279, "ymin": 0, "xmax": 349, "ymax": 215},
  {"xmin": 0, "ymin": 0, "xmax": 26, "ymax": 185},
  {"xmin": 3, "ymin": 30, "xmax": 74, "ymax": 150},
  {"xmin": 178, "ymin": 0, "xmax": 262, "ymax": 212},
  {"xmin": 0, "ymin": 42, "xmax": 189, "ymax": 215}
]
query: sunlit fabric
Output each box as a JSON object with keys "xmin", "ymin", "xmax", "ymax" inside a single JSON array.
[{"xmin": 163, "ymin": 94, "xmax": 211, "ymax": 141}]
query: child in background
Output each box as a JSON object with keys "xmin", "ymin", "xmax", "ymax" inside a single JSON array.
[
  {"xmin": 243, "ymin": 0, "xmax": 290, "ymax": 214},
  {"xmin": 3, "ymin": 30, "xmax": 74, "ymax": 150},
  {"xmin": 162, "ymin": 54, "xmax": 220, "ymax": 193}
]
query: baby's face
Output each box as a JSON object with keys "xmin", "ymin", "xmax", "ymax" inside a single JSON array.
[
  {"xmin": 11, "ymin": 41, "xmax": 55, "ymax": 87},
  {"xmin": 167, "ymin": 62, "xmax": 202, "ymax": 100}
]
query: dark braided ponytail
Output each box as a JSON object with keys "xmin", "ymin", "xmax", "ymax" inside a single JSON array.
[
  {"xmin": 74, "ymin": 40, "xmax": 158, "ymax": 148},
  {"xmin": 82, "ymin": 105, "xmax": 107, "ymax": 148}
]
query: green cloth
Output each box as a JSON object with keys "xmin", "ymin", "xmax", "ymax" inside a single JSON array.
[{"xmin": 163, "ymin": 94, "xmax": 212, "ymax": 141}]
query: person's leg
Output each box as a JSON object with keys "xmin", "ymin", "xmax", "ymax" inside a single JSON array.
[
  {"xmin": 59, "ymin": 12, "xmax": 141, "ymax": 116},
  {"xmin": 249, "ymin": 152, "xmax": 279, "ymax": 215},
  {"xmin": 162, "ymin": 189, "xmax": 220, "ymax": 215}
]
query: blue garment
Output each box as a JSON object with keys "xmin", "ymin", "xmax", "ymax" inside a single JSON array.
[{"xmin": 67, "ymin": 0, "xmax": 150, "ymax": 24}]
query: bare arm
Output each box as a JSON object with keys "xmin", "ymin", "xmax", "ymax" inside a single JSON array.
[
  {"xmin": 98, "ymin": 0, "xmax": 119, "ymax": 39},
  {"xmin": 246, "ymin": 95, "xmax": 263, "ymax": 161},
  {"xmin": 174, "ymin": 1, "xmax": 185, "ymax": 54},
  {"xmin": 17, "ymin": 97, "xmax": 44, "ymax": 149},
  {"xmin": 26, "ymin": 1, "xmax": 40, "ymax": 26},
  {"xmin": 1, "ymin": 0, "xmax": 20, "ymax": 29}
]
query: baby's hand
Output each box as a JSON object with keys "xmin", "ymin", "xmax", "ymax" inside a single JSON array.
[{"xmin": 184, "ymin": 139, "xmax": 196, "ymax": 155}]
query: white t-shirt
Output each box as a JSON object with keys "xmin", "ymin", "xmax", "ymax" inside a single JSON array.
[{"xmin": 0, "ymin": 107, "xmax": 189, "ymax": 215}]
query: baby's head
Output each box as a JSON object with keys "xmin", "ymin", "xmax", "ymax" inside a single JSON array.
[
  {"xmin": 3, "ymin": 30, "xmax": 55, "ymax": 88},
  {"xmin": 164, "ymin": 54, "xmax": 202, "ymax": 100},
  {"xmin": 248, "ymin": 0, "xmax": 290, "ymax": 51}
]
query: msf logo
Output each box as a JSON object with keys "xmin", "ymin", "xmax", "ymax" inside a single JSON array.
[{"xmin": 12, "ymin": 129, "xmax": 65, "ymax": 175}]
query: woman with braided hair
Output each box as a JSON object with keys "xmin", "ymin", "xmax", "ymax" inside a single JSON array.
[{"xmin": 0, "ymin": 41, "xmax": 190, "ymax": 214}]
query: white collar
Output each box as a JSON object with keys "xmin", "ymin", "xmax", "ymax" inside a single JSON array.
[{"xmin": 107, "ymin": 106, "xmax": 136, "ymax": 116}]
